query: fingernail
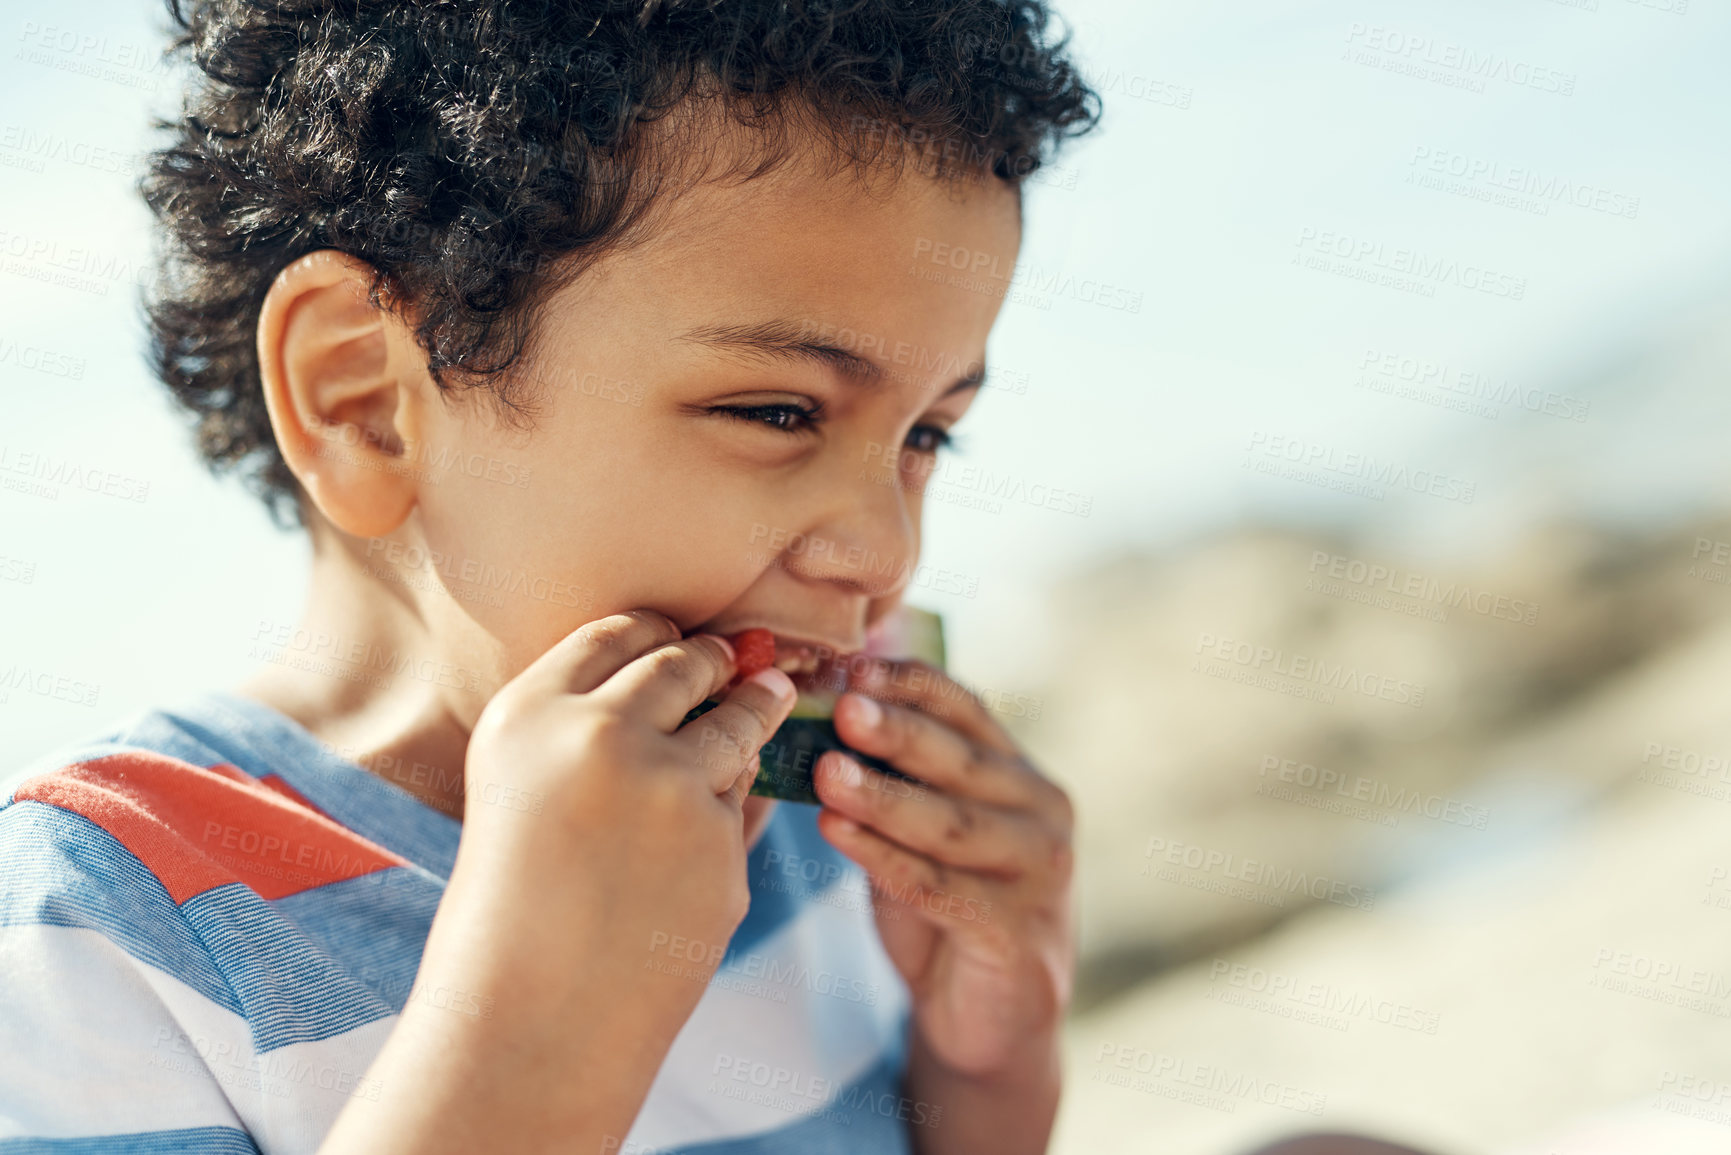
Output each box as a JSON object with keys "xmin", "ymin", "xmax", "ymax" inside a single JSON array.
[
  {"xmin": 836, "ymin": 754, "xmax": 864, "ymax": 787},
  {"xmin": 848, "ymin": 694, "xmax": 882, "ymax": 730},
  {"xmin": 700, "ymin": 632, "xmax": 735, "ymax": 663},
  {"xmin": 747, "ymin": 666, "xmax": 796, "ymax": 703}
]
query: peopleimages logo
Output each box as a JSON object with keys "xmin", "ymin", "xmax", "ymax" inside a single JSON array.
[
  {"xmin": 1257, "ymin": 754, "xmax": 1491, "ymax": 831},
  {"xmin": 0, "ymin": 334, "xmax": 87, "ymax": 379},
  {"xmin": 1407, "ymin": 146, "xmax": 1639, "ymax": 220},
  {"xmin": 792, "ymin": 319, "xmax": 984, "ymax": 392},
  {"xmin": 1090, "ymin": 1043, "xmax": 1327, "ymax": 1115},
  {"xmin": 1143, "ymin": 835, "xmax": 1378, "ymax": 910},
  {"xmin": 1342, "ymin": 23, "xmax": 1577, "ymax": 96},
  {"xmin": 1194, "ymin": 630, "xmax": 1427, "ymax": 709},
  {"xmin": 0, "ymin": 443, "xmax": 150, "ymax": 503},
  {"xmin": 745, "ymin": 523, "xmax": 981, "ymax": 598},
  {"xmin": 910, "ymin": 238, "xmax": 1144, "ymax": 314},
  {"xmin": 1205, "ymin": 960, "xmax": 1442, "ymax": 1035},
  {"xmin": 1306, "ymin": 550, "xmax": 1539, "ymax": 626},
  {"xmin": 0, "ymin": 123, "xmax": 140, "ymax": 177},
  {"xmin": 1294, "ymin": 227, "xmax": 1527, "ymax": 301},
  {"xmin": 0, "ymin": 227, "xmax": 151, "ymax": 293},
  {"xmin": 362, "ymin": 539, "xmax": 592, "ymax": 609},
  {"xmin": 863, "ymin": 441, "xmax": 1094, "ymax": 517},
  {"xmin": 1244, "ymin": 431, "xmax": 1476, "ymax": 506},
  {"xmin": 0, "ymin": 664, "xmax": 100, "ymax": 708},
  {"xmin": 1356, "ymin": 348, "xmax": 1589, "ymax": 423},
  {"xmin": 1588, "ymin": 947, "xmax": 1731, "ymax": 1016}
]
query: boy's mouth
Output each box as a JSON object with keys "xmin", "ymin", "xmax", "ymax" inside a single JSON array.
[
  {"xmin": 720, "ymin": 629, "xmax": 859, "ymax": 694},
  {"xmin": 770, "ymin": 639, "xmax": 831, "ymax": 677}
]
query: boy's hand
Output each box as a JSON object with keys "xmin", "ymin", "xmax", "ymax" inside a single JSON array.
[
  {"xmin": 812, "ymin": 660, "xmax": 1075, "ymax": 1083},
  {"xmin": 322, "ymin": 610, "xmax": 798, "ymax": 1155},
  {"xmin": 452, "ymin": 608, "xmax": 797, "ymax": 1023}
]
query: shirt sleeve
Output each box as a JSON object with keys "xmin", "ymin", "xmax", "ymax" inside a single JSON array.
[
  {"xmin": 0, "ymin": 749, "xmax": 398, "ymax": 1155},
  {"xmin": 0, "ymin": 872, "xmax": 261, "ymax": 1151}
]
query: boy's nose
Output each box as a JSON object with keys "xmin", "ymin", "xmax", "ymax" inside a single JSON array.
[{"xmin": 778, "ymin": 461, "xmax": 919, "ymax": 598}]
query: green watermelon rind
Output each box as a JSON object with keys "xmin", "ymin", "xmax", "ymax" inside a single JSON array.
[{"xmin": 680, "ymin": 608, "xmax": 945, "ymax": 804}]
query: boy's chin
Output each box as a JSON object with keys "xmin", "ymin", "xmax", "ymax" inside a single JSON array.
[{"xmin": 743, "ymin": 796, "xmax": 778, "ymax": 851}]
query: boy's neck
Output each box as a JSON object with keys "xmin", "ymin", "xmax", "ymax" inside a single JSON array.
[{"xmin": 234, "ymin": 516, "xmax": 477, "ymax": 821}]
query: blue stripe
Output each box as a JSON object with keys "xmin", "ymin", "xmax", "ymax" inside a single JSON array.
[
  {"xmin": 669, "ymin": 1050, "xmax": 914, "ymax": 1155},
  {"xmin": 730, "ymin": 804, "xmax": 868, "ymax": 964},
  {"xmin": 0, "ymin": 802, "xmax": 243, "ymax": 1019},
  {"xmin": 270, "ymin": 868, "xmax": 442, "ymax": 1012},
  {"xmin": 180, "ymin": 884, "xmax": 396, "ymax": 1053},
  {"xmin": 0, "ymin": 1126, "xmax": 261, "ymax": 1153}
]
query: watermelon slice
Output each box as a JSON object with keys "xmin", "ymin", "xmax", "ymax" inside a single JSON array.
[{"xmin": 682, "ymin": 606, "xmax": 945, "ymax": 804}]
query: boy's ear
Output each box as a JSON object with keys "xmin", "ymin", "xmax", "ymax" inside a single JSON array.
[{"xmin": 256, "ymin": 249, "xmax": 429, "ymax": 539}]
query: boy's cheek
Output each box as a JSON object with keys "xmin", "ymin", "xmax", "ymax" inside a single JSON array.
[{"xmin": 397, "ymin": 401, "xmax": 809, "ymax": 675}]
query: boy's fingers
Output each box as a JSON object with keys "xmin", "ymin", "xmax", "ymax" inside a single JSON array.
[
  {"xmin": 675, "ymin": 668, "xmax": 798, "ymax": 795},
  {"xmin": 812, "ymin": 752, "xmax": 1043, "ymax": 878},
  {"xmin": 834, "ymin": 693, "xmax": 1047, "ymax": 812},
  {"xmin": 816, "ymin": 807, "xmax": 1010, "ymax": 930},
  {"xmin": 593, "ymin": 633, "xmax": 737, "ymax": 731},
  {"xmin": 847, "ymin": 658, "xmax": 1020, "ymax": 757},
  {"xmin": 514, "ymin": 610, "xmax": 684, "ymax": 698}
]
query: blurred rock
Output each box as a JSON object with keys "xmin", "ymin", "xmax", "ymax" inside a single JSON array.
[
  {"xmin": 1008, "ymin": 519, "xmax": 1731, "ymax": 1009},
  {"xmin": 1049, "ymin": 607, "xmax": 1731, "ymax": 1154}
]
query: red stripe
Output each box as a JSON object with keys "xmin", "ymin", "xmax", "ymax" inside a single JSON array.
[
  {"xmin": 15, "ymin": 752, "xmax": 406, "ymax": 904},
  {"xmin": 255, "ymin": 772, "xmax": 331, "ymax": 819}
]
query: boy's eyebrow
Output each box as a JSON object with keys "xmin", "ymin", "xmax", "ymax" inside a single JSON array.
[{"xmin": 676, "ymin": 319, "xmax": 985, "ymax": 397}]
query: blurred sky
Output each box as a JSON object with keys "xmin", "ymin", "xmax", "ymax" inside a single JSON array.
[{"xmin": 4, "ymin": 0, "xmax": 1731, "ymax": 762}]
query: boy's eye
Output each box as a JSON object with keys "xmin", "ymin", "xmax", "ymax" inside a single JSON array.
[
  {"xmin": 711, "ymin": 403, "xmax": 953, "ymax": 454},
  {"xmin": 905, "ymin": 424, "xmax": 953, "ymax": 454},
  {"xmin": 715, "ymin": 402, "xmax": 821, "ymax": 433}
]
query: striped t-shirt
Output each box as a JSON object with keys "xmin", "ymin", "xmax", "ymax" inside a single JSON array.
[{"xmin": 0, "ymin": 690, "xmax": 915, "ymax": 1153}]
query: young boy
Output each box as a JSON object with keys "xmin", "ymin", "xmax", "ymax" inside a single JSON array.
[{"xmin": 0, "ymin": 1, "xmax": 1097, "ymax": 1151}]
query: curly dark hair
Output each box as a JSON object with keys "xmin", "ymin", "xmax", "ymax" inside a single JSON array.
[{"xmin": 139, "ymin": 0, "xmax": 1102, "ymax": 528}]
